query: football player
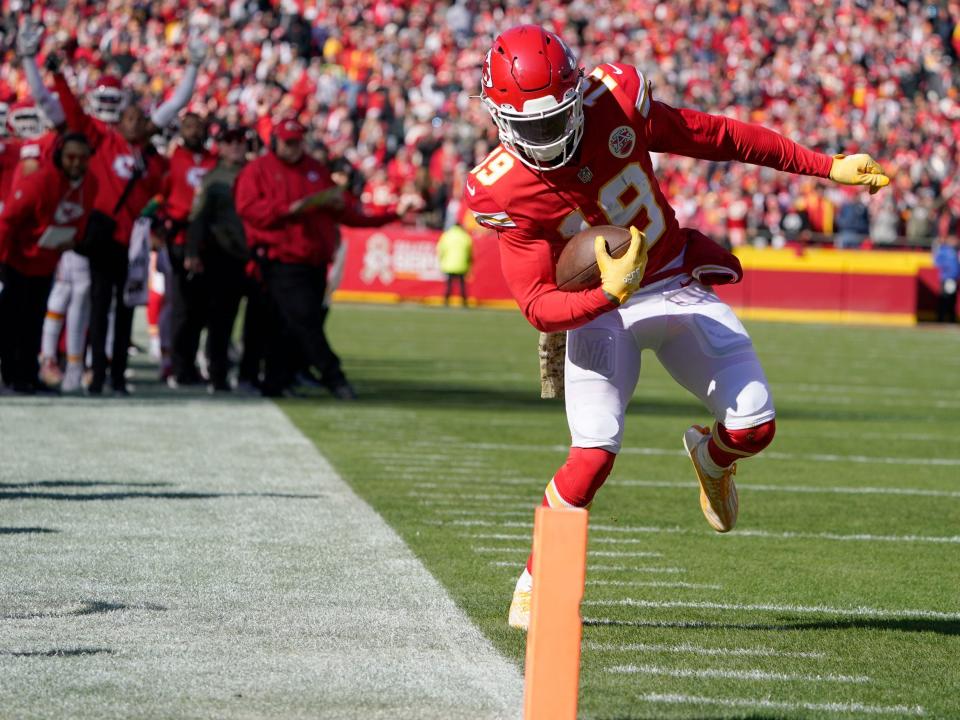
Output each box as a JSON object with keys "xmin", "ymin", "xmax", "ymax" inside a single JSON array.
[{"xmin": 464, "ymin": 25, "xmax": 890, "ymax": 630}]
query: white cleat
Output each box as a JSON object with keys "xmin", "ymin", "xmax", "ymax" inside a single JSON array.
[
  {"xmin": 684, "ymin": 425, "xmax": 739, "ymax": 533},
  {"xmin": 508, "ymin": 588, "xmax": 531, "ymax": 631},
  {"xmin": 61, "ymin": 363, "xmax": 85, "ymax": 393}
]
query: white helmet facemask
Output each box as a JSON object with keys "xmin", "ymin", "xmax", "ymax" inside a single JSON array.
[{"xmin": 482, "ymin": 75, "xmax": 585, "ymax": 172}]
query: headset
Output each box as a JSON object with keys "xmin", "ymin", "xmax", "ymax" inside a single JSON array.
[{"xmin": 52, "ymin": 131, "xmax": 92, "ymax": 169}]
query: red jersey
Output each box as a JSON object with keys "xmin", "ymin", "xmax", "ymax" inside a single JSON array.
[
  {"xmin": 9, "ymin": 130, "xmax": 59, "ymax": 188},
  {"xmin": 465, "ymin": 63, "xmax": 833, "ymax": 332},
  {"xmin": 0, "ymin": 162, "xmax": 98, "ymax": 276},
  {"xmin": 162, "ymin": 145, "xmax": 217, "ymax": 244},
  {"xmin": 0, "ymin": 137, "xmax": 21, "ymax": 209},
  {"xmin": 54, "ymin": 73, "xmax": 167, "ymax": 246},
  {"xmin": 235, "ymin": 151, "xmax": 397, "ymax": 267}
]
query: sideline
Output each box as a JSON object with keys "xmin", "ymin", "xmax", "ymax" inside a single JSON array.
[{"xmin": 0, "ymin": 397, "xmax": 522, "ymax": 719}]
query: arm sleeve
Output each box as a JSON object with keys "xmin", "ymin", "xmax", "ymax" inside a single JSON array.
[
  {"xmin": 185, "ymin": 181, "xmax": 214, "ymax": 256},
  {"xmin": 21, "ymin": 57, "xmax": 66, "ymax": 128},
  {"xmin": 647, "ymin": 101, "xmax": 833, "ymax": 178},
  {"xmin": 149, "ymin": 64, "xmax": 198, "ymax": 129},
  {"xmin": 498, "ymin": 228, "xmax": 617, "ymax": 333},
  {"xmin": 337, "ymin": 203, "xmax": 398, "ymax": 228},
  {"xmin": 53, "ymin": 72, "xmax": 103, "ymax": 147},
  {"xmin": 233, "ymin": 164, "xmax": 286, "ymax": 232}
]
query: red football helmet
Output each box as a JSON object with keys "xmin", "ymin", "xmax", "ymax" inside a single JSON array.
[
  {"xmin": 7, "ymin": 99, "xmax": 45, "ymax": 139},
  {"xmin": 90, "ymin": 75, "xmax": 127, "ymax": 123},
  {"xmin": 480, "ymin": 25, "xmax": 585, "ymax": 171}
]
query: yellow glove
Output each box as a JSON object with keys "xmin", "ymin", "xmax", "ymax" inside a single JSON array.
[
  {"xmin": 829, "ymin": 154, "xmax": 891, "ymax": 194},
  {"xmin": 595, "ymin": 225, "xmax": 648, "ymax": 305}
]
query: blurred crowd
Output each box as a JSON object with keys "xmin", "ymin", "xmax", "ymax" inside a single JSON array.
[{"xmin": 1, "ymin": 0, "xmax": 959, "ymax": 247}]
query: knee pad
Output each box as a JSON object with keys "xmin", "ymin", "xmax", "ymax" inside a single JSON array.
[
  {"xmin": 715, "ymin": 418, "xmax": 776, "ymax": 458},
  {"xmin": 549, "ymin": 447, "xmax": 617, "ymax": 508}
]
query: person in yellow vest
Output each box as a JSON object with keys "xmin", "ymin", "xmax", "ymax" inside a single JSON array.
[{"xmin": 437, "ymin": 223, "xmax": 472, "ymax": 307}]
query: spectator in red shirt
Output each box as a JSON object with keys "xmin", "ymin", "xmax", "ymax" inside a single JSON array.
[
  {"xmin": 235, "ymin": 117, "xmax": 397, "ymax": 399},
  {"xmin": 161, "ymin": 112, "xmax": 218, "ymax": 387},
  {"xmin": 0, "ymin": 133, "xmax": 95, "ymax": 394}
]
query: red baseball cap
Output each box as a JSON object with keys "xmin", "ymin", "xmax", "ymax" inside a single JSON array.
[{"xmin": 274, "ymin": 117, "xmax": 306, "ymax": 142}]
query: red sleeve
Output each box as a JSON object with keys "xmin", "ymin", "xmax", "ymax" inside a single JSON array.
[
  {"xmin": 338, "ymin": 201, "xmax": 398, "ymax": 228},
  {"xmin": 234, "ymin": 162, "xmax": 287, "ymax": 232},
  {"xmin": 498, "ymin": 228, "xmax": 617, "ymax": 333},
  {"xmin": 53, "ymin": 73, "xmax": 105, "ymax": 149},
  {"xmin": 647, "ymin": 101, "xmax": 833, "ymax": 178}
]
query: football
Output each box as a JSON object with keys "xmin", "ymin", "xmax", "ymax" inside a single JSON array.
[{"xmin": 555, "ymin": 225, "xmax": 632, "ymax": 292}]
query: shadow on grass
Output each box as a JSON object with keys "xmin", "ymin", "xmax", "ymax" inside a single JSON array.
[
  {"xmin": 0, "ymin": 647, "xmax": 113, "ymax": 657},
  {"xmin": 0, "ymin": 480, "xmax": 174, "ymax": 489},
  {"xmin": 584, "ymin": 617, "xmax": 960, "ymax": 636},
  {"xmin": 0, "ymin": 527, "xmax": 59, "ymax": 534},
  {"xmin": 0, "ymin": 489, "xmax": 324, "ymax": 502},
  {"xmin": 3, "ymin": 600, "xmax": 166, "ymax": 620}
]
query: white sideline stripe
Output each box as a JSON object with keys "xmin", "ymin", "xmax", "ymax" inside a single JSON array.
[
  {"xmin": 412, "ymin": 440, "xmax": 960, "ymax": 467},
  {"xmin": 472, "ymin": 547, "xmax": 662, "ymax": 558},
  {"xmin": 488, "ymin": 562, "xmax": 685, "ymax": 573},
  {"xmin": 582, "ymin": 598, "xmax": 960, "ymax": 620},
  {"xmin": 588, "ymin": 580, "xmax": 721, "ymax": 590},
  {"xmin": 589, "ymin": 523, "xmax": 960, "ymax": 545},
  {"xmin": 636, "ymin": 693, "xmax": 924, "ymax": 716},
  {"xmin": 618, "ymin": 479, "xmax": 960, "ymax": 499},
  {"xmin": 586, "ymin": 641, "xmax": 822, "ymax": 658},
  {"xmin": 607, "ymin": 664, "xmax": 869, "ymax": 683}
]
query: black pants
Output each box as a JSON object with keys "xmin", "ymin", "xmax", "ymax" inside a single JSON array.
[
  {"xmin": 89, "ymin": 241, "xmax": 134, "ymax": 391},
  {"xmin": 444, "ymin": 273, "xmax": 468, "ymax": 305},
  {"xmin": 169, "ymin": 244, "xmax": 208, "ymax": 381},
  {"xmin": 261, "ymin": 261, "xmax": 345, "ymax": 389},
  {"xmin": 238, "ymin": 275, "xmax": 269, "ymax": 386},
  {"xmin": 203, "ymin": 249, "xmax": 245, "ymax": 387},
  {"xmin": 0, "ymin": 265, "xmax": 52, "ymax": 390}
]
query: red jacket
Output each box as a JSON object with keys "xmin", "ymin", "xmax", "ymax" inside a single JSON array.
[
  {"xmin": 55, "ymin": 73, "xmax": 167, "ymax": 246},
  {"xmin": 0, "ymin": 162, "xmax": 98, "ymax": 277},
  {"xmin": 162, "ymin": 145, "xmax": 217, "ymax": 245},
  {"xmin": 235, "ymin": 151, "xmax": 396, "ymax": 267}
]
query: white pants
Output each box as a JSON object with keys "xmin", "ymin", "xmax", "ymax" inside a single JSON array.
[
  {"xmin": 41, "ymin": 250, "xmax": 91, "ymax": 363},
  {"xmin": 565, "ymin": 277, "xmax": 775, "ymax": 452}
]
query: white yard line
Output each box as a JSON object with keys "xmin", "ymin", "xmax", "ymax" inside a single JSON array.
[
  {"xmin": 487, "ymin": 562, "xmax": 685, "ymax": 573},
  {"xmin": 0, "ymin": 399, "xmax": 522, "ymax": 720},
  {"xmin": 636, "ymin": 693, "xmax": 924, "ymax": 716},
  {"xmin": 411, "ymin": 440, "xmax": 960, "ymax": 467},
  {"xmin": 587, "ymin": 580, "xmax": 721, "ymax": 590},
  {"xmin": 472, "ymin": 547, "xmax": 662, "ymax": 558},
  {"xmin": 616, "ymin": 480, "xmax": 960, "ymax": 498},
  {"xmin": 461, "ymin": 532, "xmax": 668, "ymax": 547},
  {"xmin": 607, "ymin": 664, "xmax": 869, "ymax": 683},
  {"xmin": 586, "ymin": 641, "xmax": 822, "ymax": 658},
  {"xmin": 581, "ymin": 598, "xmax": 960, "ymax": 620},
  {"xmin": 589, "ymin": 523, "xmax": 960, "ymax": 545}
]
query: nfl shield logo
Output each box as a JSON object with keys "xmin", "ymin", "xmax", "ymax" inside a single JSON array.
[
  {"xmin": 608, "ymin": 125, "xmax": 636, "ymax": 158},
  {"xmin": 577, "ymin": 166, "xmax": 593, "ymax": 183}
]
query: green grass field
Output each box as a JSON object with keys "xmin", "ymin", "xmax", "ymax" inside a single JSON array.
[{"xmin": 284, "ymin": 303, "xmax": 960, "ymax": 720}]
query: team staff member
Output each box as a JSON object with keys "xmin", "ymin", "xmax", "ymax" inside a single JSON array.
[
  {"xmin": 183, "ymin": 126, "xmax": 249, "ymax": 392},
  {"xmin": 0, "ymin": 133, "xmax": 95, "ymax": 393},
  {"xmin": 162, "ymin": 112, "xmax": 217, "ymax": 386},
  {"xmin": 235, "ymin": 118, "xmax": 399, "ymax": 400},
  {"xmin": 44, "ymin": 44, "xmax": 204, "ymax": 394}
]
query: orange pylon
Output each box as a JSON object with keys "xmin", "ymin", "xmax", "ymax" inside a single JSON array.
[{"xmin": 523, "ymin": 506, "xmax": 589, "ymax": 720}]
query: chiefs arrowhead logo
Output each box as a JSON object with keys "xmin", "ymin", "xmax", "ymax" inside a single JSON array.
[
  {"xmin": 113, "ymin": 154, "xmax": 136, "ymax": 179},
  {"xmin": 608, "ymin": 126, "xmax": 636, "ymax": 159},
  {"xmin": 481, "ymin": 50, "xmax": 494, "ymax": 88}
]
